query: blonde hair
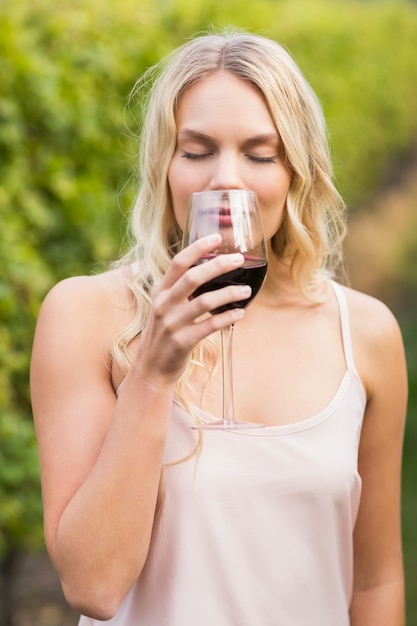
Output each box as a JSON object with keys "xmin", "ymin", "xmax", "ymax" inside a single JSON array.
[{"xmin": 113, "ymin": 28, "xmax": 346, "ymax": 378}]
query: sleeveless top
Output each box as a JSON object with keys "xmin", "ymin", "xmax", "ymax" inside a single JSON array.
[{"xmin": 79, "ymin": 281, "xmax": 366, "ymax": 625}]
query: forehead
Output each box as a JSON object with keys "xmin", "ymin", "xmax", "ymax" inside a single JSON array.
[{"xmin": 175, "ymin": 71, "xmax": 275, "ymax": 131}]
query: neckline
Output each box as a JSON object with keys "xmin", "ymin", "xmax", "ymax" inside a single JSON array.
[{"xmin": 173, "ymin": 368, "xmax": 366, "ymax": 436}]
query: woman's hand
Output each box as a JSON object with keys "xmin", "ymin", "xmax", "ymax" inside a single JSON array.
[{"xmin": 132, "ymin": 233, "xmax": 251, "ymax": 386}]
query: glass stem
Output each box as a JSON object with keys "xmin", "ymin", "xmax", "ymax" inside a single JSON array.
[{"xmin": 221, "ymin": 323, "xmax": 235, "ymax": 426}]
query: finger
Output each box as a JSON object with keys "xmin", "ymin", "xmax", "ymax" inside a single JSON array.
[
  {"xmin": 157, "ymin": 282, "xmax": 251, "ymax": 347},
  {"xmin": 168, "ymin": 251, "xmax": 245, "ymax": 306},
  {"xmin": 161, "ymin": 234, "xmax": 222, "ymax": 290},
  {"xmin": 188, "ymin": 283, "xmax": 252, "ymax": 319},
  {"xmin": 175, "ymin": 305, "xmax": 246, "ymax": 350}
]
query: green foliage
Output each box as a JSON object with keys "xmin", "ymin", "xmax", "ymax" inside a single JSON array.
[
  {"xmin": 0, "ymin": 412, "xmax": 43, "ymax": 555},
  {"xmin": 1, "ymin": 0, "xmax": 417, "ymax": 605},
  {"xmin": 266, "ymin": 0, "xmax": 417, "ymax": 205}
]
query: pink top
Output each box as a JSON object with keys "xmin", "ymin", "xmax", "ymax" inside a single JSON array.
[{"xmin": 79, "ymin": 281, "xmax": 366, "ymax": 625}]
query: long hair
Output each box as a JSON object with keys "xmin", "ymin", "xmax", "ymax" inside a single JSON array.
[{"xmin": 112, "ymin": 28, "xmax": 346, "ymax": 378}]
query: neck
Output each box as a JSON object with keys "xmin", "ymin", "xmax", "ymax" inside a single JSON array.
[
  {"xmin": 257, "ymin": 252, "xmax": 300, "ymax": 306},
  {"xmin": 257, "ymin": 252, "xmax": 328, "ymax": 308}
]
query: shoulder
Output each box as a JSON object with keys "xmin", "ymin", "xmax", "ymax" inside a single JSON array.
[
  {"xmin": 336, "ymin": 283, "xmax": 406, "ymax": 396},
  {"xmin": 42, "ymin": 268, "xmax": 128, "ymax": 305},
  {"xmin": 40, "ymin": 268, "xmax": 132, "ymax": 323},
  {"xmin": 35, "ymin": 268, "xmax": 136, "ymax": 357},
  {"xmin": 32, "ymin": 268, "xmax": 139, "ymax": 399},
  {"xmin": 338, "ymin": 283, "xmax": 403, "ymax": 343}
]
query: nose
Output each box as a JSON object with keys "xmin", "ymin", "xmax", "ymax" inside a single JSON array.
[{"xmin": 208, "ymin": 151, "xmax": 245, "ymax": 191}]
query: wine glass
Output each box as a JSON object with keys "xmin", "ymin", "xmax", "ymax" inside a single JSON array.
[{"xmin": 182, "ymin": 189, "xmax": 268, "ymax": 430}]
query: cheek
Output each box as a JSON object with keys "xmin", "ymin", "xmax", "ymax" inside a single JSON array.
[
  {"xmin": 262, "ymin": 206, "xmax": 287, "ymax": 242},
  {"xmin": 259, "ymin": 178, "xmax": 291, "ymax": 238}
]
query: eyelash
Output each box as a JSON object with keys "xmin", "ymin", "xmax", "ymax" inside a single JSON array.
[
  {"xmin": 182, "ymin": 152, "xmax": 211, "ymax": 161},
  {"xmin": 181, "ymin": 152, "xmax": 276, "ymax": 164},
  {"xmin": 247, "ymin": 155, "xmax": 276, "ymax": 164}
]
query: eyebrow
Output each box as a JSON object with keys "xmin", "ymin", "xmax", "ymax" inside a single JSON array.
[
  {"xmin": 177, "ymin": 129, "xmax": 280, "ymax": 149},
  {"xmin": 241, "ymin": 133, "xmax": 281, "ymax": 150},
  {"xmin": 177, "ymin": 129, "xmax": 215, "ymax": 144}
]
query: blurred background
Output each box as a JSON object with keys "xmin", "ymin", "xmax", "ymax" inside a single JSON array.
[{"xmin": 0, "ymin": 0, "xmax": 416, "ymax": 624}]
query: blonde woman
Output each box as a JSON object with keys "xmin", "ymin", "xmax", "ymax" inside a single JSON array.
[{"xmin": 31, "ymin": 30, "xmax": 407, "ymax": 625}]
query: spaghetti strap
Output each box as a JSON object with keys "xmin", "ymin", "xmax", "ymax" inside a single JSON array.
[
  {"xmin": 330, "ymin": 281, "xmax": 356, "ymax": 374},
  {"xmin": 115, "ymin": 379, "xmax": 125, "ymax": 398},
  {"xmin": 330, "ymin": 279, "xmax": 367, "ymax": 410}
]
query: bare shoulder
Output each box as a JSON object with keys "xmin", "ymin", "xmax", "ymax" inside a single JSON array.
[
  {"xmin": 37, "ymin": 268, "xmax": 134, "ymax": 340},
  {"xmin": 340, "ymin": 284, "xmax": 402, "ymax": 338},
  {"xmin": 32, "ymin": 267, "xmax": 136, "ymax": 392},
  {"xmin": 337, "ymin": 283, "xmax": 406, "ymax": 395},
  {"xmin": 40, "ymin": 268, "xmax": 131, "ymax": 317}
]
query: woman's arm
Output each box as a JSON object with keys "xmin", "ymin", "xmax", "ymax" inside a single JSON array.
[
  {"xmin": 349, "ymin": 292, "xmax": 408, "ymax": 626},
  {"xmin": 31, "ymin": 235, "xmax": 249, "ymax": 620}
]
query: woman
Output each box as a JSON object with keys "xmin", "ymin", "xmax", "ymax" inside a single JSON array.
[{"xmin": 31, "ymin": 29, "xmax": 407, "ymax": 625}]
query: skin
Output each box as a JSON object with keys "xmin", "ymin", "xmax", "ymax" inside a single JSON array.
[
  {"xmin": 30, "ymin": 71, "xmax": 407, "ymax": 623},
  {"xmin": 168, "ymin": 72, "xmax": 290, "ymax": 248}
]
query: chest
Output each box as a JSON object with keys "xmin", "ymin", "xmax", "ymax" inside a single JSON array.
[{"xmin": 188, "ymin": 302, "xmax": 347, "ymax": 426}]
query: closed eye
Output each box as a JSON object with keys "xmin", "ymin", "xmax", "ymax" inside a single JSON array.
[
  {"xmin": 181, "ymin": 151, "xmax": 213, "ymax": 160},
  {"xmin": 246, "ymin": 154, "xmax": 277, "ymax": 164}
]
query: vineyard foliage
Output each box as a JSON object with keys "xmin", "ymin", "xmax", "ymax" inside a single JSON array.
[{"xmin": 1, "ymin": 0, "xmax": 417, "ymax": 559}]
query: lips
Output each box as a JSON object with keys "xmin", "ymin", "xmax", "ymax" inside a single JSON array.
[
  {"xmin": 218, "ymin": 209, "xmax": 233, "ymax": 228},
  {"xmin": 203, "ymin": 206, "xmax": 232, "ymax": 228}
]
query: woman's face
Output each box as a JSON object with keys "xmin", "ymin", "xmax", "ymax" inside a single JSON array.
[{"xmin": 168, "ymin": 71, "xmax": 292, "ymax": 246}]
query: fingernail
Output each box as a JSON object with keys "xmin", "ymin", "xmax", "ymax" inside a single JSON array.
[
  {"xmin": 230, "ymin": 253, "xmax": 244, "ymax": 265},
  {"xmin": 234, "ymin": 309, "xmax": 245, "ymax": 319},
  {"xmin": 240, "ymin": 285, "xmax": 252, "ymax": 296},
  {"xmin": 206, "ymin": 234, "xmax": 221, "ymax": 244}
]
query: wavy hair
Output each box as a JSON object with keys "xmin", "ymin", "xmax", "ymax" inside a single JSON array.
[{"xmin": 112, "ymin": 28, "xmax": 347, "ymax": 380}]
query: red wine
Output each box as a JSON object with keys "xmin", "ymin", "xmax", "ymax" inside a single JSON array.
[{"xmin": 192, "ymin": 256, "xmax": 267, "ymax": 314}]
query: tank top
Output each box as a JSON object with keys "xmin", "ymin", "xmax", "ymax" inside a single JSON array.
[{"xmin": 79, "ymin": 281, "xmax": 366, "ymax": 625}]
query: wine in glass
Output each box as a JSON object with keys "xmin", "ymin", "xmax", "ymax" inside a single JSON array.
[{"xmin": 182, "ymin": 189, "xmax": 268, "ymax": 429}]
